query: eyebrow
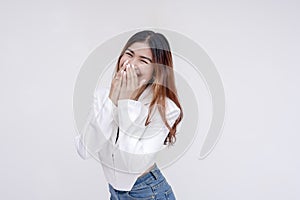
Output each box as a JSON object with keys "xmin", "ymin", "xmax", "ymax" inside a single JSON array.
[{"xmin": 126, "ymin": 48, "xmax": 153, "ymax": 63}]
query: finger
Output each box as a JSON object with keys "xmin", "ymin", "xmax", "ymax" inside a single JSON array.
[
  {"xmin": 126, "ymin": 65, "xmax": 136, "ymax": 99},
  {"xmin": 121, "ymin": 70, "xmax": 127, "ymax": 89},
  {"xmin": 127, "ymin": 64, "xmax": 134, "ymax": 89},
  {"xmin": 110, "ymin": 72, "xmax": 122, "ymax": 104},
  {"xmin": 116, "ymin": 70, "xmax": 123, "ymax": 87},
  {"xmin": 116, "ymin": 71, "xmax": 123, "ymax": 96},
  {"xmin": 120, "ymin": 64, "xmax": 126, "ymax": 72},
  {"xmin": 131, "ymin": 64, "xmax": 138, "ymax": 88},
  {"xmin": 114, "ymin": 62, "xmax": 127, "ymax": 81},
  {"xmin": 114, "ymin": 71, "xmax": 122, "ymax": 80},
  {"xmin": 121, "ymin": 60, "xmax": 129, "ymax": 73},
  {"xmin": 126, "ymin": 64, "xmax": 133, "ymax": 89},
  {"xmin": 118, "ymin": 71, "xmax": 126, "ymax": 100},
  {"xmin": 114, "ymin": 70, "xmax": 123, "ymax": 93},
  {"xmin": 116, "ymin": 60, "xmax": 128, "ymax": 76},
  {"xmin": 122, "ymin": 60, "xmax": 129, "ymax": 68},
  {"xmin": 118, "ymin": 65, "xmax": 126, "ymax": 76}
]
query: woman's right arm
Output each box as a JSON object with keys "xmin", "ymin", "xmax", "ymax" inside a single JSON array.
[{"xmin": 75, "ymin": 87, "xmax": 118, "ymax": 160}]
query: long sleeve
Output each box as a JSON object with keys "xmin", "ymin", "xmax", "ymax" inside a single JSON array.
[
  {"xmin": 75, "ymin": 87, "xmax": 118, "ymax": 160},
  {"xmin": 116, "ymin": 98, "xmax": 181, "ymax": 155}
]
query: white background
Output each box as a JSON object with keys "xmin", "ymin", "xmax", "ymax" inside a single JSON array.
[{"xmin": 1, "ymin": 0, "xmax": 299, "ymax": 199}]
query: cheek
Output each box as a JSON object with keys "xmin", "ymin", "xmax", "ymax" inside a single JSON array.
[{"xmin": 141, "ymin": 67, "xmax": 154, "ymax": 78}]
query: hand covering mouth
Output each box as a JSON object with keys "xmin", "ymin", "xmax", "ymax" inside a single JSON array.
[{"xmin": 136, "ymin": 70, "xmax": 141, "ymax": 76}]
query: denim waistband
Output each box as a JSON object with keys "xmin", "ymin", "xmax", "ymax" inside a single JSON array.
[{"xmin": 131, "ymin": 163, "xmax": 163, "ymax": 189}]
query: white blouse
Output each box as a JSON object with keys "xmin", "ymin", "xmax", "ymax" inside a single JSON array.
[{"xmin": 75, "ymin": 85, "xmax": 181, "ymax": 191}]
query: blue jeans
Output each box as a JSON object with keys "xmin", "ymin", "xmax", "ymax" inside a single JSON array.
[{"xmin": 109, "ymin": 163, "xmax": 176, "ymax": 200}]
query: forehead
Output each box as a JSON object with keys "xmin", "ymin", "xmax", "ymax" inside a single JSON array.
[{"xmin": 127, "ymin": 42, "xmax": 153, "ymax": 59}]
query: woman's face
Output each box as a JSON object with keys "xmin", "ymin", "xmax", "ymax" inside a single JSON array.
[{"xmin": 119, "ymin": 42, "xmax": 154, "ymax": 85}]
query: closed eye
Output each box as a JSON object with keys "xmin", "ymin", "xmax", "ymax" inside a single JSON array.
[{"xmin": 125, "ymin": 52, "xmax": 132, "ymax": 57}]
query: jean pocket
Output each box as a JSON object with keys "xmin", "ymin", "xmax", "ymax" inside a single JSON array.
[{"xmin": 126, "ymin": 187, "xmax": 155, "ymax": 200}]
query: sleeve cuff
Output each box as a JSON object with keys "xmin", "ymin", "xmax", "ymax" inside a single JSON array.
[{"xmin": 107, "ymin": 96, "xmax": 118, "ymax": 124}]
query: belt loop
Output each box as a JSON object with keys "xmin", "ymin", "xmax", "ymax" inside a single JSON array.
[
  {"xmin": 150, "ymin": 170, "xmax": 158, "ymax": 180},
  {"xmin": 150, "ymin": 163, "xmax": 159, "ymax": 180}
]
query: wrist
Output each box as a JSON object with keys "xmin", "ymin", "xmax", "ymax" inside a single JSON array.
[{"xmin": 108, "ymin": 96, "xmax": 117, "ymax": 107}]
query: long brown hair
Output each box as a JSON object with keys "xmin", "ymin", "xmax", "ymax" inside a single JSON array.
[{"xmin": 114, "ymin": 30, "xmax": 183, "ymax": 145}]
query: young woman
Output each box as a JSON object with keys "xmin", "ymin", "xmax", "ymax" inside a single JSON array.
[{"xmin": 75, "ymin": 30, "xmax": 183, "ymax": 200}]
